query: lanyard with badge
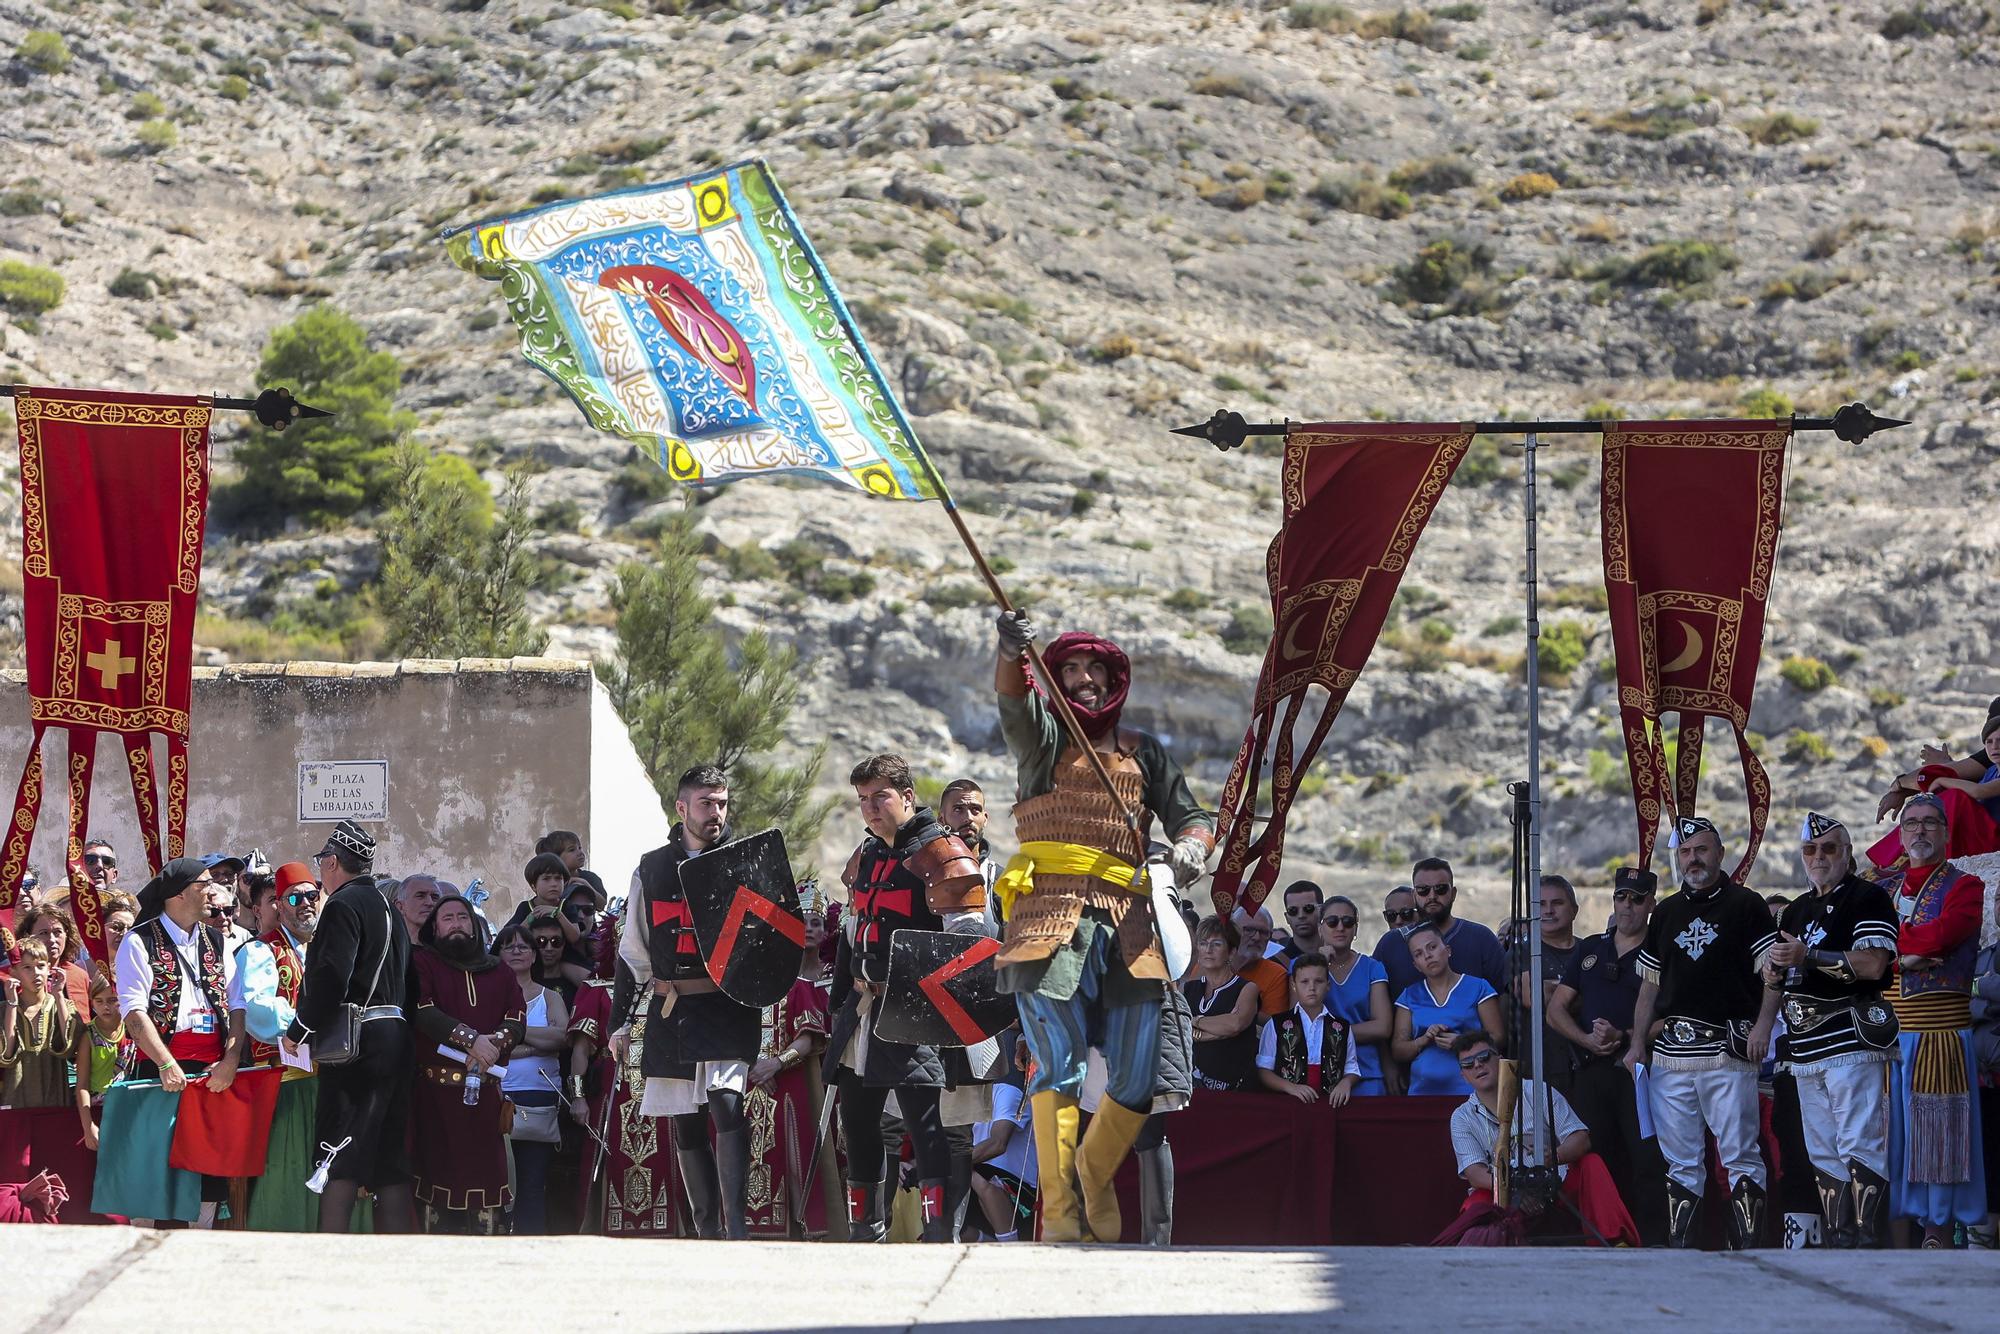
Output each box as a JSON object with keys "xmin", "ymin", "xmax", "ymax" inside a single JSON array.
[{"xmin": 169, "ymin": 931, "xmax": 220, "ymax": 1035}]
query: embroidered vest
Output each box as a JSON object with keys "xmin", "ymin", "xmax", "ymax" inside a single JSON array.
[
  {"xmin": 141, "ymin": 918, "xmax": 227, "ymax": 1036},
  {"xmin": 1879, "ymin": 863, "xmax": 1977, "ymax": 998},
  {"xmin": 1273, "ymin": 1008, "xmax": 1350, "ymax": 1088},
  {"xmin": 248, "ymin": 927, "xmax": 306, "ymax": 1067}
]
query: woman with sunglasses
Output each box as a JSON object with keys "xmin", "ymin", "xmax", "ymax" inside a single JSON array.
[
  {"xmin": 497, "ymin": 922, "xmax": 570, "ymax": 1234},
  {"xmin": 1319, "ymin": 897, "xmax": 1392, "ymax": 1097},
  {"xmin": 1392, "ymin": 921, "xmax": 1503, "ymax": 1097}
]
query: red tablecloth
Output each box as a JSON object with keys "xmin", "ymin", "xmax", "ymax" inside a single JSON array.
[
  {"xmin": 0, "ymin": 1104, "xmax": 111, "ymax": 1224},
  {"xmin": 1111, "ymin": 1092, "xmax": 1466, "ymax": 1246}
]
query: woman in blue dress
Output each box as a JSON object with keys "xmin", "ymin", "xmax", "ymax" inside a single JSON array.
[
  {"xmin": 1318, "ymin": 896, "xmax": 1392, "ymax": 1096},
  {"xmin": 1391, "ymin": 921, "xmax": 1503, "ymax": 1096}
]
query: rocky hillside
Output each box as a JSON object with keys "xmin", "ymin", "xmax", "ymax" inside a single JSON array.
[{"xmin": 4, "ymin": 0, "xmax": 2000, "ymax": 918}]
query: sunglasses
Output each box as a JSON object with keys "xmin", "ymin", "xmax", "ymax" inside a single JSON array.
[
  {"xmin": 1457, "ymin": 1050, "xmax": 1496, "ymax": 1070},
  {"xmin": 1611, "ymin": 889, "xmax": 1652, "ymax": 904},
  {"xmin": 1322, "ymin": 915, "xmax": 1357, "ymax": 929},
  {"xmin": 204, "ymin": 904, "xmax": 235, "ymax": 920},
  {"xmin": 83, "ymin": 853, "xmax": 115, "ymax": 867},
  {"xmin": 1900, "ymin": 818, "xmax": 1946, "ymax": 832},
  {"xmin": 283, "ymin": 890, "xmax": 320, "ymax": 907},
  {"xmin": 1413, "ymin": 885, "xmax": 1451, "ymax": 897},
  {"xmin": 534, "ymin": 938, "xmax": 565, "ymax": 950},
  {"xmin": 1383, "ymin": 907, "xmax": 1420, "ymax": 924}
]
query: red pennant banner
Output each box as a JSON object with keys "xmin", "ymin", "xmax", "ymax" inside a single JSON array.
[
  {"xmin": 1211, "ymin": 424, "xmax": 1471, "ymax": 917},
  {"xmin": 1601, "ymin": 419, "xmax": 1790, "ymax": 878},
  {"xmin": 1, "ymin": 388, "xmax": 211, "ymax": 955}
]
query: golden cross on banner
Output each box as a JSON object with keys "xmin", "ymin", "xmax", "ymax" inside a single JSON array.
[{"xmin": 85, "ymin": 639, "xmax": 135, "ymax": 691}]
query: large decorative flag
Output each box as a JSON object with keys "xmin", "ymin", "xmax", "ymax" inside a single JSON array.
[
  {"xmin": 1211, "ymin": 424, "xmax": 1472, "ymax": 917},
  {"xmin": 1602, "ymin": 419, "xmax": 1791, "ymax": 879},
  {"xmin": 2, "ymin": 388, "xmax": 211, "ymax": 958},
  {"xmin": 443, "ymin": 159, "xmax": 942, "ymax": 501}
]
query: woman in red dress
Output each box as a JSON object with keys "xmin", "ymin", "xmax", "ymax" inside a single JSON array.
[{"xmin": 745, "ymin": 888, "xmax": 840, "ymax": 1238}]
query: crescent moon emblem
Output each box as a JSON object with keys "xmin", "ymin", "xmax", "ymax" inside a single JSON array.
[
  {"xmin": 1659, "ymin": 620, "xmax": 1703, "ymax": 675},
  {"xmin": 1281, "ymin": 608, "xmax": 1317, "ymax": 661}
]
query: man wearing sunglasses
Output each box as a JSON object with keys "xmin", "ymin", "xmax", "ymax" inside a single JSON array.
[
  {"xmin": 1549, "ymin": 866, "xmax": 1665, "ymax": 1244},
  {"xmin": 81, "ymin": 838, "xmax": 118, "ymax": 894},
  {"xmin": 226, "ymin": 862, "xmax": 323, "ymax": 1229},
  {"xmin": 1375, "ymin": 858, "xmax": 1508, "ymax": 1002},
  {"xmin": 1277, "ymin": 881, "xmax": 1326, "ymax": 966}
]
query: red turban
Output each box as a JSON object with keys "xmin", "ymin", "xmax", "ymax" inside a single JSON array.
[{"xmin": 1038, "ymin": 632, "xmax": 1131, "ymax": 740}]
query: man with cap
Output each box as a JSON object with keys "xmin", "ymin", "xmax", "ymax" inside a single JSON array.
[
  {"xmin": 230, "ymin": 861, "xmax": 323, "ymax": 1231},
  {"xmin": 1873, "ymin": 791, "xmax": 1988, "ymax": 1247},
  {"xmin": 1549, "ymin": 866, "xmax": 1667, "ymax": 1243},
  {"xmin": 286, "ymin": 820, "xmax": 416, "ymax": 1233},
  {"xmin": 99, "ymin": 857, "xmax": 237, "ymax": 1226},
  {"xmin": 1764, "ymin": 812, "xmax": 1899, "ymax": 1247},
  {"xmin": 1624, "ymin": 816, "xmax": 1781, "ymax": 1248}
]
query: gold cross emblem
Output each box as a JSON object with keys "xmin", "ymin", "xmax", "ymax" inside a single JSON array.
[{"xmin": 85, "ymin": 639, "xmax": 136, "ymax": 691}]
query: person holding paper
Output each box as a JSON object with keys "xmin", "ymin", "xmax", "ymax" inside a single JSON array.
[{"xmin": 409, "ymin": 895, "xmax": 525, "ymax": 1235}]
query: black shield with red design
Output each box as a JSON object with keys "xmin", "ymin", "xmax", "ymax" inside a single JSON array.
[
  {"xmin": 875, "ymin": 929, "xmax": 1014, "ymax": 1048},
  {"xmin": 680, "ymin": 828, "xmax": 806, "ymax": 1008}
]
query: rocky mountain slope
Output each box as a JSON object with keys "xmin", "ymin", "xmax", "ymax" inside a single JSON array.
[{"xmin": 4, "ymin": 0, "xmax": 2000, "ymax": 915}]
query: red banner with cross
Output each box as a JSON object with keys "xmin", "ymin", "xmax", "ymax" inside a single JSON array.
[
  {"xmin": 1, "ymin": 388, "xmax": 211, "ymax": 960},
  {"xmin": 1601, "ymin": 419, "xmax": 1790, "ymax": 879},
  {"xmin": 1210, "ymin": 424, "xmax": 1471, "ymax": 918}
]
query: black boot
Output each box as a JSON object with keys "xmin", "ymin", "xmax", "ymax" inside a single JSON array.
[
  {"xmin": 919, "ymin": 1178, "xmax": 951, "ymax": 1242},
  {"xmin": 1816, "ymin": 1169, "xmax": 1856, "ymax": 1249},
  {"xmin": 1137, "ymin": 1145, "xmax": 1174, "ymax": 1247},
  {"xmin": 1665, "ymin": 1180, "xmax": 1701, "ymax": 1249},
  {"xmin": 677, "ymin": 1148, "xmax": 723, "ymax": 1239},
  {"xmin": 714, "ymin": 1127, "xmax": 750, "ymax": 1241},
  {"xmin": 1849, "ymin": 1161, "xmax": 1889, "ymax": 1250},
  {"xmin": 845, "ymin": 1178, "xmax": 886, "ymax": 1242},
  {"xmin": 1726, "ymin": 1178, "xmax": 1767, "ymax": 1251}
]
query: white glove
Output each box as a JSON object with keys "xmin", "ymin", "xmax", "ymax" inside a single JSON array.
[{"xmin": 1168, "ymin": 835, "xmax": 1210, "ymax": 889}]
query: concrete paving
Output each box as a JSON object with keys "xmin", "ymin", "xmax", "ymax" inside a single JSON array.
[{"xmin": 1, "ymin": 1232, "xmax": 1995, "ymax": 1333}]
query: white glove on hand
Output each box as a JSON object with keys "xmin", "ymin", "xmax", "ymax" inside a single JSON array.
[{"xmin": 1168, "ymin": 835, "xmax": 1210, "ymax": 889}]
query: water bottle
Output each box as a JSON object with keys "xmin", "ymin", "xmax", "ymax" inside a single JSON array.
[{"xmin": 463, "ymin": 1062, "xmax": 483, "ymax": 1106}]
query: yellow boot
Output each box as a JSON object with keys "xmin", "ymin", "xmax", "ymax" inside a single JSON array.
[
  {"xmin": 1076, "ymin": 1098, "xmax": 1148, "ymax": 1243},
  {"xmin": 1030, "ymin": 1091, "xmax": 1082, "ymax": 1242}
]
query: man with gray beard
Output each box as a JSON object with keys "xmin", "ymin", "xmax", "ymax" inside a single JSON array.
[
  {"xmin": 1767, "ymin": 813, "xmax": 1898, "ymax": 1247},
  {"xmin": 1625, "ymin": 816, "xmax": 1780, "ymax": 1248}
]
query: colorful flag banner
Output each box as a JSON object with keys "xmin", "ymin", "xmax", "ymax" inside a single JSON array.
[
  {"xmin": 1210, "ymin": 424, "xmax": 1472, "ymax": 917},
  {"xmin": 1601, "ymin": 419, "xmax": 1791, "ymax": 878},
  {"xmin": 2, "ymin": 388, "xmax": 210, "ymax": 956},
  {"xmin": 443, "ymin": 158, "xmax": 943, "ymax": 502}
]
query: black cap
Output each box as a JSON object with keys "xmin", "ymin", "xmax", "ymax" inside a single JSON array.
[
  {"xmin": 1614, "ymin": 866, "xmax": 1658, "ymax": 895},
  {"xmin": 315, "ymin": 819, "xmax": 376, "ymax": 864}
]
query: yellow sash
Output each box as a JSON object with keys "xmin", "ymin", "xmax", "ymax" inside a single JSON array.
[{"xmin": 995, "ymin": 840, "xmax": 1138, "ymax": 915}]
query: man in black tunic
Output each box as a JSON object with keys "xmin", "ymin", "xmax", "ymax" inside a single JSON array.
[
  {"xmin": 284, "ymin": 819, "xmax": 415, "ymax": 1234},
  {"xmin": 829, "ymin": 753, "xmax": 986, "ymax": 1242},
  {"xmin": 1767, "ymin": 811, "xmax": 1898, "ymax": 1247},
  {"xmin": 613, "ymin": 764, "xmax": 759, "ymax": 1239},
  {"xmin": 1625, "ymin": 815, "xmax": 1780, "ymax": 1248}
]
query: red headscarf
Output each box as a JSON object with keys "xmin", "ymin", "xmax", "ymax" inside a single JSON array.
[{"xmin": 1037, "ymin": 632, "xmax": 1131, "ymax": 740}]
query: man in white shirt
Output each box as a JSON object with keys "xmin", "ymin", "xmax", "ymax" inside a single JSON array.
[{"xmin": 970, "ymin": 1080, "xmax": 1038, "ymax": 1241}]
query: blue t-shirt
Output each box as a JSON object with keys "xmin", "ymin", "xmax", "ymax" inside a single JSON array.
[
  {"xmin": 1374, "ymin": 918, "xmax": 1508, "ymax": 998},
  {"xmin": 1396, "ymin": 974, "xmax": 1499, "ymax": 1096},
  {"xmin": 1326, "ymin": 953, "xmax": 1389, "ymax": 1087},
  {"xmin": 1980, "ymin": 765, "xmax": 2000, "ymax": 826}
]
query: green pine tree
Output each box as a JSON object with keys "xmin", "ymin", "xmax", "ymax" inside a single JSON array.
[
  {"xmin": 599, "ymin": 508, "xmax": 833, "ymax": 866},
  {"xmin": 376, "ymin": 442, "xmax": 544, "ymax": 659},
  {"xmin": 226, "ymin": 307, "xmax": 416, "ymax": 527}
]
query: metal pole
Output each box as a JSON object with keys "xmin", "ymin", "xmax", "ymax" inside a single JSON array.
[{"xmin": 1522, "ymin": 429, "xmax": 1551, "ymax": 1165}]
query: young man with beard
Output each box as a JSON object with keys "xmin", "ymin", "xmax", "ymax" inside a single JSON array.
[
  {"xmin": 1624, "ymin": 816, "xmax": 1780, "ymax": 1248},
  {"xmin": 831, "ymin": 753, "xmax": 986, "ymax": 1242},
  {"xmin": 229, "ymin": 861, "xmax": 326, "ymax": 1231},
  {"xmin": 1874, "ymin": 792, "xmax": 1989, "ymax": 1247},
  {"xmin": 1548, "ymin": 866, "xmax": 1666, "ymax": 1244},
  {"xmin": 991, "ymin": 613, "xmax": 1214, "ymax": 1243},
  {"xmin": 613, "ymin": 765, "xmax": 761, "ymax": 1240},
  {"xmin": 1763, "ymin": 812, "xmax": 1899, "ymax": 1248},
  {"xmin": 410, "ymin": 895, "xmax": 526, "ymax": 1234},
  {"xmin": 933, "ymin": 776, "xmax": 1008, "ymax": 1241}
]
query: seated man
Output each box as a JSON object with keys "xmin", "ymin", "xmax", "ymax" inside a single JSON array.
[{"xmin": 1442, "ymin": 1031, "xmax": 1637, "ymax": 1246}]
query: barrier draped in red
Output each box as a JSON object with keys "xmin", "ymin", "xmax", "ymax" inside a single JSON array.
[
  {"xmin": 1601, "ymin": 420, "xmax": 1790, "ymax": 877},
  {"xmin": 1110, "ymin": 1092, "xmax": 1465, "ymax": 1246},
  {"xmin": 1210, "ymin": 425, "xmax": 1471, "ymax": 917},
  {"xmin": 0, "ymin": 389, "xmax": 211, "ymax": 952}
]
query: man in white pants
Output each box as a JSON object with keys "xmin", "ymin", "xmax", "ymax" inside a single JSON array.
[
  {"xmin": 1625, "ymin": 815, "xmax": 1780, "ymax": 1248},
  {"xmin": 1768, "ymin": 812, "xmax": 1898, "ymax": 1247}
]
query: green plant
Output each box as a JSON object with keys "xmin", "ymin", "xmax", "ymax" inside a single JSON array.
[
  {"xmin": 108, "ymin": 268, "xmax": 161, "ymax": 299},
  {"xmin": 1586, "ymin": 748, "xmax": 1627, "ymax": 795},
  {"xmin": 1778, "ymin": 655, "xmax": 1837, "ymax": 691},
  {"xmin": 1070, "ymin": 488, "xmax": 1096, "ymax": 517},
  {"xmin": 1740, "ymin": 111, "xmax": 1818, "ymax": 146},
  {"xmin": 218, "ymin": 74, "xmax": 251, "ymax": 102},
  {"xmin": 1738, "ymin": 387, "xmax": 1793, "ymax": 418},
  {"xmin": 136, "ymin": 118, "xmax": 179, "ymax": 153},
  {"xmin": 1498, "ymin": 172, "xmax": 1558, "ymax": 202},
  {"xmin": 1392, "ymin": 237, "xmax": 1494, "ymax": 304},
  {"xmin": 1589, "ymin": 240, "xmax": 1736, "ymax": 290},
  {"xmin": 1867, "ymin": 687, "xmax": 1906, "ymax": 710},
  {"xmin": 0, "ymin": 261, "xmax": 65, "ymax": 315},
  {"xmin": 221, "ymin": 307, "xmax": 415, "ymax": 526},
  {"xmin": 1308, "ymin": 172, "xmax": 1411, "ymax": 220},
  {"xmin": 1419, "ymin": 617, "xmax": 1454, "ymax": 644},
  {"xmin": 17, "ymin": 30, "xmax": 72, "ymax": 74},
  {"xmin": 1222, "ymin": 604, "xmax": 1274, "ymax": 655},
  {"xmin": 1091, "ymin": 334, "xmax": 1139, "ymax": 363},
  {"xmin": 127, "ymin": 91, "xmax": 167, "ymax": 120},
  {"xmin": 1536, "ymin": 619, "xmax": 1589, "ymax": 678},
  {"xmin": 1388, "ymin": 156, "xmax": 1476, "ymax": 195},
  {"xmin": 1286, "ymin": 2, "xmax": 1356, "ymax": 28},
  {"xmin": 376, "ymin": 443, "xmax": 543, "ymax": 659},
  {"xmin": 1164, "ymin": 587, "xmax": 1210, "ymax": 612},
  {"xmin": 1784, "ymin": 729, "xmax": 1836, "ymax": 763}
]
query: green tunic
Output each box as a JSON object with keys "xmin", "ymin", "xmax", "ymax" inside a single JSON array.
[{"xmin": 995, "ymin": 690, "xmax": 1215, "ymax": 1003}]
